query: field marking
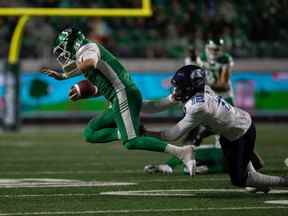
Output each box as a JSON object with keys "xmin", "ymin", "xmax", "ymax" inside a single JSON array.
[
  {"xmin": 100, "ymin": 188, "xmax": 288, "ymax": 197},
  {"xmin": 0, "ymin": 170, "xmax": 228, "ymax": 179},
  {"xmin": 0, "ymin": 193, "xmax": 101, "ymax": 198},
  {"xmin": 138, "ymin": 177, "xmax": 228, "ymax": 182},
  {"xmin": 1, "ymin": 188, "xmax": 287, "ymax": 199},
  {"xmin": 0, "ymin": 178, "xmax": 136, "ymax": 188},
  {"xmin": 265, "ymin": 200, "xmax": 288, "ymax": 205},
  {"xmin": 0, "ymin": 162, "xmax": 103, "ymax": 167},
  {"xmin": 0, "ymin": 206, "xmax": 287, "ymax": 215}
]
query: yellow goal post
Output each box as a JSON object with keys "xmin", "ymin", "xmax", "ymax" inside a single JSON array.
[{"xmin": 1, "ymin": 0, "xmax": 152, "ymax": 131}]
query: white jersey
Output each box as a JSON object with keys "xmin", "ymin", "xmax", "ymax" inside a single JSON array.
[{"xmin": 161, "ymin": 86, "xmax": 251, "ymax": 142}]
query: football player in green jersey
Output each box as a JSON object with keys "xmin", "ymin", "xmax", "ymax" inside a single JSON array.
[
  {"xmin": 197, "ymin": 38, "xmax": 234, "ymax": 104},
  {"xmin": 197, "ymin": 38, "xmax": 263, "ymax": 170},
  {"xmin": 40, "ymin": 28, "xmax": 195, "ymax": 175}
]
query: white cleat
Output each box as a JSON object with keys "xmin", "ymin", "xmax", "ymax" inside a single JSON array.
[
  {"xmin": 245, "ymin": 186, "xmax": 271, "ymax": 194},
  {"xmin": 144, "ymin": 164, "xmax": 173, "ymax": 175},
  {"xmin": 178, "ymin": 145, "xmax": 196, "ymax": 176},
  {"xmin": 184, "ymin": 165, "xmax": 209, "ymax": 175},
  {"xmin": 184, "ymin": 159, "xmax": 196, "ymax": 176}
]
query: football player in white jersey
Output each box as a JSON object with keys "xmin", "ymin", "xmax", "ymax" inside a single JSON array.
[{"xmin": 143, "ymin": 65, "xmax": 288, "ymax": 190}]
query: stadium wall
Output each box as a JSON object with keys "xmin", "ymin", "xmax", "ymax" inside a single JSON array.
[{"xmin": 0, "ymin": 59, "xmax": 288, "ymax": 123}]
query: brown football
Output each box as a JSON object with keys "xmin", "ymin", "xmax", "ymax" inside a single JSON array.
[{"xmin": 75, "ymin": 80, "xmax": 98, "ymax": 98}]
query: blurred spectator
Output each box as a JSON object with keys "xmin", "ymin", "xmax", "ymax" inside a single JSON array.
[
  {"xmin": 0, "ymin": 0, "xmax": 287, "ymax": 59},
  {"xmin": 87, "ymin": 18, "xmax": 111, "ymax": 44}
]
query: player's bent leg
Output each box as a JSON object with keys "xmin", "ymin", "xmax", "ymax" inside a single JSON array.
[
  {"xmin": 225, "ymin": 96, "xmax": 264, "ymax": 170},
  {"xmin": 219, "ymin": 123, "xmax": 256, "ymax": 187},
  {"xmin": 83, "ymin": 109, "xmax": 118, "ymax": 143},
  {"xmin": 112, "ymin": 87, "xmax": 168, "ymax": 152},
  {"xmin": 123, "ymin": 136, "xmax": 166, "ymax": 151},
  {"xmin": 113, "ymin": 87, "xmax": 195, "ymax": 175},
  {"xmin": 221, "ymin": 122, "xmax": 288, "ymax": 189},
  {"xmin": 251, "ymin": 151, "xmax": 264, "ymax": 170}
]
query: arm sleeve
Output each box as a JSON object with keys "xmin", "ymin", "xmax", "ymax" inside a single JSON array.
[
  {"xmin": 141, "ymin": 95, "xmax": 178, "ymax": 113},
  {"xmin": 76, "ymin": 43, "xmax": 101, "ymax": 68},
  {"xmin": 161, "ymin": 107, "xmax": 204, "ymax": 141}
]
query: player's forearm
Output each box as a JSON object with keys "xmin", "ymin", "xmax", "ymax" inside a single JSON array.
[
  {"xmin": 212, "ymin": 67, "xmax": 230, "ymax": 91},
  {"xmin": 161, "ymin": 116, "xmax": 199, "ymax": 141},
  {"xmin": 62, "ymin": 61, "xmax": 82, "ymax": 79},
  {"xmin": 142, "ymin": 95, "xmax": 177, "ymax": 113},
  {"xmin": 63, "ymin": 68, "xmax": 82, "ymax": 79},
  {"xmin": 161, "ymin": 126, "xmax": 185, "ymax": 141}
]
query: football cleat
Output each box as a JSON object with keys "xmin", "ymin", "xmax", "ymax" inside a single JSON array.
[
  {"xmin": 245, "ymin": 186, "xmax": 271, "ymax": 194},
  {"xmin": 184, "ymin": 165, "xmax": 209, "ymax": 175},
  {"xmin": 144, "ymin": 164, "xmax": 173, "ymax": 175},
  {"xmin": 176, "ymin": 145, "xmax": 196, "ymax": 176}
]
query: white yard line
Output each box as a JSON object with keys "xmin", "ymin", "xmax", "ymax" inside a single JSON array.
[
  {"xmin": 100, "ymin": 188, "xmax": 288, "ymax": 196},
  {"xmin": 0, "ymin": 179, "xmax": 136, "ymax": 188},
  {"xmin": 0, "ymin": 206, "xmax": 287, "ymax": 216},
  {"xmin": 0, "ymin": 193, "xmax": 100, "ymax": 198},
  {"xmin": 0, "ymin": 188, "xmax": 287, "ymax": 198}
]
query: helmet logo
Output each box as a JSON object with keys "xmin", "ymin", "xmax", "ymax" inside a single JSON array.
[{"xmin": 190, "ymin": 69, "xmax": 204, "ymax": 79}]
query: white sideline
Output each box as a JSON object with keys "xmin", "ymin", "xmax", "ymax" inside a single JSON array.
[{"xmin": 0, "ymin": 206, "xmax": 287, "ymax": 216}]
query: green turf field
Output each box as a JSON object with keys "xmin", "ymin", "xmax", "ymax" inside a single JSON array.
[{"xmin": 0, "ymin": 123, "xmax": 287, "ymax": 216}]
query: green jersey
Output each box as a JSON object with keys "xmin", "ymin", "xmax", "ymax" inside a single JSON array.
[
  {"xmin": 197, "ymin": 51, "xmax": 234, "ymax": 98},
  {"xmin": 75, "ymin": 42, "xmax": 136, "ymax": 101}
]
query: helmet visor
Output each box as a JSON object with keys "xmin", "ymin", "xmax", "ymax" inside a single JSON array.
[{"xmin": 53, "ymin": 43, "xmax": 72, "ymax": 66}]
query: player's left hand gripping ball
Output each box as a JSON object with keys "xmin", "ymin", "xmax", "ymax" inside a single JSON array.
[{"xmin": 69, "ymin": 80, "xmax": 98, "ymax": 101}]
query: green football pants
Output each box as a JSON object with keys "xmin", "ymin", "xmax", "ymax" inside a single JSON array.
[{"xmin": 83, "ymin": 87, "xmax": 167, "ymax": 152}]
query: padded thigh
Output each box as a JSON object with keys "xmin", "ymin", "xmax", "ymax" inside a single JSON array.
[{"xmin": 220, "ymin": 122, "xmax": 256, "ymax": 186}]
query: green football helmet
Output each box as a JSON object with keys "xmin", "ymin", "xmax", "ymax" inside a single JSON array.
[
  {"xmin": 205, "ymin": 38, "xmax": 224, "ymax": 61},
  {"xmin": 53, "ymin": 28, "xmax": 86, "ymax": 68}
]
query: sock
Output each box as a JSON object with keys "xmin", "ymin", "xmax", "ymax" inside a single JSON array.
[
  {"xmin": 124, "ymin": 136, "xmax": 167, "ymax": 152},
  {"xmin": 165, "ymin": 156, "xmax": 182, "ymax": 169},
  {"xmin": 246, "ymin": 171, "xmax": 288, "ymax": 187},
  {"xmin": 246, "ymin": 162, "xmax": 288, "ymax": 187},
  {"xmin": 164, "ymin": 144, "xmax": 183, "ymax": 157}
]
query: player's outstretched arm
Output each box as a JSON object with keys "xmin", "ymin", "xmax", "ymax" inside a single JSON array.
[
  {"xmin": 40, "ymin": 67, "xmax": 66, "ymax": 80},
  {"xmin": 142, "ymin": 95, "xmax": 179, "ymax": 113}
]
